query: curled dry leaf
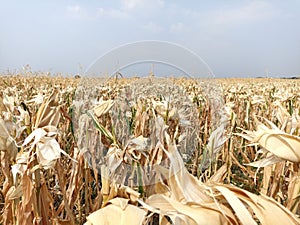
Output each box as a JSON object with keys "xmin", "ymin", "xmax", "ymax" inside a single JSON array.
[
  {"xmin": 239, "ymin": 120, "xmax": 300, "ymax": 163},
  {"xmin": 34, "ymin": 89, "xmax": 61, "ymax": 128},
  {"xmin": 158, "ymin": 138, "xmax": 300, "ymax": 225},
  {"xmin": 0, "ymin": 119, "xmax": 17, "ymax": 157},
  {"xmin": 25, "ymin": 93, "xmax": 44, "ymax": 105},
  {"xmin": 166, "ymin": 141, "xmax": 212, "ymax": 204},
  {"xmin": 22, "ymin": 126, "xmax": 72, "ymax": 168},
  {"xmin": 3, "ymin": 94, "xmax": 14, "ymax": 113}
]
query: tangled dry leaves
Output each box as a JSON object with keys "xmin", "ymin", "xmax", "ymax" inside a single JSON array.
[{"xmin": 1, "ymin": 74, "xmax": 300, "ymax": 224}]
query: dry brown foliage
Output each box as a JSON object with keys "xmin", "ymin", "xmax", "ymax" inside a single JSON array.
[{"xmin": 1, "ymin": 74, "xmax": 300, "ymax": 224}]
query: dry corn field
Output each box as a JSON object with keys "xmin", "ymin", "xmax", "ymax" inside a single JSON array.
[{"xmin": 1, "ymin": 73, "xmax": 300, "ymax": 225}]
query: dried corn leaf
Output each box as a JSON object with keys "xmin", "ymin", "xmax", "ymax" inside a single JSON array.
[
  {"xmin": 145, "ymin": 194, "xmax": 236, "ymax": 225},
  {"xmin": 93, "ymin": 99, "xmax": 114, "ymax": 117},
  {"xmin": 85, "ymin": 197, "xmax": 146, "ymax": 225},
  {"xmin": 213, "ymin": 184, "xmax": 300, "ymax": 225},
  {"xmin": 246, "ymin": 154, "xmax": 283, "ymax": 168},
  {"xmin": 34, "ymin": 89, "xmax": 60, "ymax": 128},
  {"xmin": 26, "ymin": 93, "xmax": 44, "ymax": 105},
  {"xmin": 255, "ymin": 132, "xmax": 300, "ymax": 162},
  {"xmin": 3, "ymin": 94, "xmax": 14, "ymax": 113},
  {"xmin": 208, "ymin": 164, "xmax": 227, "ymax": 183},
  {"xmin": 214, "ymin": 186, "xmax": 257, "ymax": 225},
  {"xmin": 23, "ymin": 126, "xmax": 72, "ymax": 168},
  {"xmin": 166, "ymin": 141, "xmax": 212, "ymax": 203},
  {"xmin": 165, "ymin": 135, "xmax": 300, "ymax": 224},
  {"xmin": 238, "ymin": 120, "xmax": 300, "ymax": 163},
  {"xmin": 202, "ymin": 125, "xmax": 227, "ymax": 169},
  {"xmin": 36, "ymin": 138, "xmax": 62, "ymax": 168}
]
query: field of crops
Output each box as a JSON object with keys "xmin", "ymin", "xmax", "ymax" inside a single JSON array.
[{"xmin": 1, "ymin": 74, "xmax": 300, "ymax": 224}]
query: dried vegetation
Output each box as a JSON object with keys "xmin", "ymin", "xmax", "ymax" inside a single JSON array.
[{"xmin": 1, "ymin": 73, "xmax": 300, "ymax": 224}]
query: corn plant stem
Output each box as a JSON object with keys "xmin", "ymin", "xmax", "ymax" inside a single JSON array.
[
  {"xmin": 290, "ymin": 166, "xmax": 300, "ymax": 212},
  {"xmin": 164, "ymin": 101, "xmax": 170, "ymax": 123},
  {"xmin": 226, "ymin": 137, "xmax": 233, "ymax": 183},
  {"xmin": 136, "ymin": 162, "xmax": 144, "ymax": 196},
  {"xmin": 288, "ymin": 99, "xmax": 293, "ymax": 116},
  {"xmin": 192, "ymin": 143, "xmax": 200, "ymax": 176},
  {"xmin": 1, "ymin": 150, "xmax": 16, "ymax": 224},
  {"xmin": 84, "ymin": 161, "xmax": 90, "ymax": 218},
  {"xmin": 78, "ymin": 199, "xmax": 82, "ymax": 225},
  {"xmin": 33, "ymin": 157, "xmax": 43, "ymax": 225},
  {"xmin": 56, "ymin": 161, "xmax": 76, "ymax": 225},
  {"xmin": 101, "ymin": 165, "xmax": 110, "ymax": 207},
  {"xmin": 12, "ymin": 193, "xmax": 16, "ymax": 225},
  {"xmin": 198, "ymin": 146, "xmax": 208, "ymax": 177}
]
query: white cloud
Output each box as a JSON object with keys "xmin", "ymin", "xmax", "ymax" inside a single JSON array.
[
  {"xmin": 66, "ymin": 5, "xmax": 82, "ymax": 15},
  {"xmin": 142, "ymin": 21, "xmax": 163, "ymax": 33},
  {"xmin": 213, "ymin": 1, "xmax": 280, "ymax": 26},
  {"xmin": 121, "ymin": 0, "xmax": 140, "ymax": 10},
  {"xmin": 66, "ymin": 5, "xmax": 130, "ymax": 21},
  {"xmin": 96, "ymin": 8, "xmax": 129, "ymax": 19},
  {"xmin": 121, "ymin": 0, "xmax": 164, "ymax": 11},
  {"xmin": 66, "ymin": 4, "xmax": 92, "ymax": 20},
  {"xmin": 168, "ymin": 7, "xmax": 201, "ymax": 19}
]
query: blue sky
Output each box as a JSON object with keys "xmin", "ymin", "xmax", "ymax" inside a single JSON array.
[{"xmin": 0, "ymin": 0, "xmax": 299, "ymax": 77}]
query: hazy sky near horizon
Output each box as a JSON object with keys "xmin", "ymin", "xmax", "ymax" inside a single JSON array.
[{"xmin": 0, "ymin": 0, "xmax": 299, "ymax": 77}]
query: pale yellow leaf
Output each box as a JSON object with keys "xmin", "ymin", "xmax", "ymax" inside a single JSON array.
[
  {"xmin": 246, "ymin": 154, "xmax": 283, "ymax": 168},
  {"xmin": 85, "ymin": 197, "xmax": 146, "ymax": 225},
  {"xmin": 255, "ymin": 132, "xmax": 300, "ymax": 162},
  {"xmin": 214, "ymin": 186, "xmax": 257, "ymax": 225},
  {"xmin": 216, "ymin": 184, "xmax": 300, "ymax": 225},
  {"xmin": 93, "ymin": 99, "xmax": 114, "ymax": 117},
  {"xmin": 146, "ymin": 194, "xmax": 235, "ymax": 225}
]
